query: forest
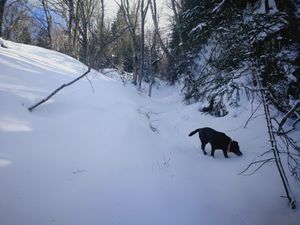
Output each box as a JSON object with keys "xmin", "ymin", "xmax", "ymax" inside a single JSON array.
[
  {"xmin": 1, "ymin": 0, "xmax": 300, "ymax": 214},
  {"xmin": 1, "ymin": 0, "xmax": 299, "ymax": 112}
]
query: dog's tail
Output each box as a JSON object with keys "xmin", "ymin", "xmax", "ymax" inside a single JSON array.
[{"xmin": 189, "ymin": 129, "xmax": 200, "ymax": 137}]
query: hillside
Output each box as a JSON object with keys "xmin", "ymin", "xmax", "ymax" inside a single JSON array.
[{"xmin": 0, "ymin": 40, "xmax": 299, "ymax": 225}]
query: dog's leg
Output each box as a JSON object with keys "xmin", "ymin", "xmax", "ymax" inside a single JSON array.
[
  {"xmin": 211, "ymin": 145, "xmax": 216, "ymax": 157},
  {"xmin": 201, "ymin": 142, "xmax": 207, "ymax": 155},
  {"xmin": 199, "ymin": 133, "xmax": 208, "ymax": 155},
  {"xmin": 211, "ymin": 149, "xmax": 215, "ymax": 157},
  {"xmin": 222, "ymin": 149, "xmax": 229, "ymax": 158}
]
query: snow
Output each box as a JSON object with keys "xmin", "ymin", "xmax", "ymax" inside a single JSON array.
[
  {"xmin": 255, "ymin": 0, "xmax": 278, "ymax": 14},
  {"xmin": 212, "ymin": 0, "xmax": 226, "ymax": 13},
  {"xmin": 1, "ymin": 40, "xmax": 300, "ymax": 225},
  {"xmin": 0, "ymin": 38, "xmax": 4, "ymax": 47},
  {"xmin": 190, "ymin": 23, "xmax": 206, "ymax": 34}
]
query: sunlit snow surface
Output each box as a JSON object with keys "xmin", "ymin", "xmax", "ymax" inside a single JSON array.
[{"xmin": 0, "ymin": 39, "xmax": 299, "ymax": 225}]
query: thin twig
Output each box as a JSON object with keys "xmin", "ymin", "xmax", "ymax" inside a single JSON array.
[
  {"xmin": 244, "ymin": 101, "xmax": 262, "ymax": 128},
  {"xmin": 239, "ymin": 158, "xmax": 275, "ymax": 175},
  {"xmin": 85, "ymin": 75, "xmax": 95, "ymax": 93}
]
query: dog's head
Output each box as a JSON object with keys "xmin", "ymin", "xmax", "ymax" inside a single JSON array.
[{"xmin": 230, "ymin": 141, "xmax": 242, "ymax": 156}]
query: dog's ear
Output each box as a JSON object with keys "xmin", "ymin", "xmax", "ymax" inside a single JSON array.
[
  {"xmin": 232, "ymin": 140, "xmax": 238, "ymax": 145},
  {"xmin": 232, "ymin": 141, "xmax": 239, "ymax": 148}
]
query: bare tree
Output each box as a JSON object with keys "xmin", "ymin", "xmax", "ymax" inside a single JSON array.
[
  {"xmin": 55, "ymin": 0, "xmax": 77, "ymax": 55},
  {"xmin": 2, "ymin": 1, "xmax": 31, "ymax": 41},
  {"xmin": 239, "ymin": 68, "xmax": 297, "ymax": 209},
  {"xmin": 40, "ymin": 0, "xmax": 53, "ymax": 48},
  {"xmin": 98, "ymin": 0, "xmax": 105, "ymax": 65},
  {"xmin": 77, "ymin": 0, "xmax": 97, "ymax": 64},
  {"xmin": 147, "ymin": 0, "xmax": 163, "ymax": 96},
  {"xmin": 150, "ymin": 0, "xmax": 172, "ymax": 62},
  {"xmin": 24, "ymin": 0, "xmax": 55, "ymax": 48},
  {"xmin": 65, "ymin": 0, "xmax": 76, "ymax": 54},
  {"xmin": 137, "ymin": 0, "xmax": 150, "ymax": 89},
  {"xmin": 117, "ymin": 0, "xmax": 140, "ymax": 85},
  {"xmin": 170, "ymin": 0, "xmax": 183, "ymax": 48},
  {"xmin": 1, "ymin": 0, "xmax": 26, "ymax": 38},
  {"xmin": 0, "ymin": 0, "xmax": 7, "ymax": 37},
  {"xmin": 147, "ymin": 27, "xmax": 161, "ymax": 97},
  {"xmin": 49, "ymin": 0, "xmax": 81, "ymax": 57},
  {"xmin": 89, "ymin": 0, "xmax": 106, "ymax": 68}
]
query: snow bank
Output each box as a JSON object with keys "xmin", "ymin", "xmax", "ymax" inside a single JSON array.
[{"xmin": 0, "ymin": 40, "xmax": 299, "ymax": 225}]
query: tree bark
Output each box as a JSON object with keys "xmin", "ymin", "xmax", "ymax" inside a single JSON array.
[
  {"xmin": 265, "ymin": 0, "xmax": 270, "ymax": 13},
  {"xmin": 138, "ymin": 0, "xmax": 150, "ymax": 89},
  {"xmin": 171, "ymin": 0, "xmax": 183, "ymax": 47},
  {"xmin": 66, "ymin": 0, "xmax": 75, "ymax": 54},
  {"xmin": 0, "ymin": 0, "xmax": 7, "ymax": 37},
  {"xmin": 77, "ymin": 0, "xmax": 97, "ymax": 64},
  {"xmin": 118, "ymin": 0, "xmax": 141, "ymax": 85},
  {"xmin": 99, "ymin": 0, "xmax": 104, "ymax": 67},
  {"xmin": 254, "ymin": 69, "xmax": 296, "ymax": 209},
  {"xmin": 41, "ymin": 0, "xmax": 53, "ymax": 48}
]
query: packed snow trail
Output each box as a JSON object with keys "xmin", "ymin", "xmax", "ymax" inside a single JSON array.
[{"xmin": 1, "ymin": 40, "xmax": 299, "ymax": 225}]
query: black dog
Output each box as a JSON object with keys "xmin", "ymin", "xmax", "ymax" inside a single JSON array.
[{"xmin": 189, "ymin": 127, "xmax": 242, "ymax": 158}]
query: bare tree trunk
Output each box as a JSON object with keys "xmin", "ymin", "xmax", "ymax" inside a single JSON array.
[
  {"xmin": 138, "ymin": 0, "xmax": 149, "ymax": 89},
  {"xmin": 98, "ymin": 0, "xmax": 105, "ymax": 68},
  {"xmin": 82, "ymin": 27, "xmax": 88, "ymax": 63},
  {"xmin": 265, "ymin": 0, "xmax": 270, "ymax": 13},
  {"xmin": 66, "ymin": 0, "xmax": 75, "ymax": 54},
  {"xmin": 77, "ymin": 0, "xmax": 97, "ymax": 64},
  {"xmin": 148, "ymin": 0, "xmax": 158, "ymax": 97},
  {"xmin": 150, "ymin": 0, "xmax": 172, "ymax": 61},
  {"xmin": 118, "ymin": 0, "xmax": 141, "ymax": 85},
  {"xmin": 148, "ymin": 30, "xmax": 156, "ymax": 96},
  {"xmin": 41, "ymin": 0, "xmax": 53, "ymax": 48},
  {"xmin": 254, "ymin": 69, "xmax": 296, "ymax": 209},
  {"xmin": 73, "ymin": 0, "xmax": 80, "ymax": 59},
  {"xmin": 171, "ymin": 0, "xmax": 183, "ymax": 47},
  {"xmin": 78, "ymin": 0, "xmax": 87, "ymax": 63},
  {"xmin": 132, "ymin": 37, "xmax": 138, "ymax": 85},
  {"xmin": 0, "ymin": 0, "xmax": 6, "ymax": 37}
]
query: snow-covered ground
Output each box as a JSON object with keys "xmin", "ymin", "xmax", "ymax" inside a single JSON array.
[{"xmin": 0, "ymin": 40, "xmax": 299, "ymax": 225}]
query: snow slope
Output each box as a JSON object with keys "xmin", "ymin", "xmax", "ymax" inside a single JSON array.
[{"xmin": 0, "ymin": 40, "xmax": 299, "ymax": 225}]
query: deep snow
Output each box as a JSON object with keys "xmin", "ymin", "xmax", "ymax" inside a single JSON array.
[{"xmin": 0, "ymin": 40, "xmax": 299, "ymax": 225}]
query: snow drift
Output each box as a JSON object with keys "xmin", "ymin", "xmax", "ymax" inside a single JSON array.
[{"xmin": 0, "ymin": 40, "xmax": 299, "ymax": 225}]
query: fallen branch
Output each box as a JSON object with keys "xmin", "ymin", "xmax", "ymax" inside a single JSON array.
[{"xmin": 28, "ymin": 67, "xmax": 91, "ymax": 112}]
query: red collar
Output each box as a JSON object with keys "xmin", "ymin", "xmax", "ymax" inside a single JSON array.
[{"xmin": 227, "ymin": 140, "xmax": 232, "ymax": 152}]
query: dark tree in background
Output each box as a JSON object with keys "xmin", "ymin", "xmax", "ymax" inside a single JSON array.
[
  {"xmin": 169, "ymin": 0, "xmax": 299, "ymax": 117},
  {"xmin": 1, "ymin": 0, "xmax": 31, "ymax": 41},
  {"xmin": 110, "ymin": 8, "xmax": 134, "ymax": 72},
  {"xmin": 0, "ymin": 0, "xmax": 7, "ymax": 37}
]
